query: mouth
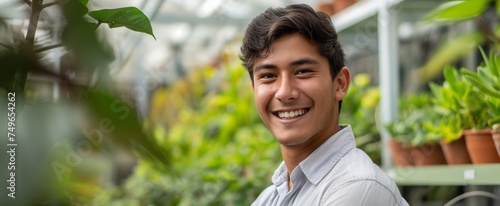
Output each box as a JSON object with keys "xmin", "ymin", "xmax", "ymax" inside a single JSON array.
[{"xmin": 273, "ymin": 108, "xmax": 310, "ymax": 120}]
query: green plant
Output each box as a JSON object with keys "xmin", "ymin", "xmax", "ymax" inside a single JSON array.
[
  {"xmin": 340, "ymin": 73, "xmax": 381, "ymax": 164},
  {"xmin": 460, "ymin": 48, "xmax": 500, "ymax": 126},
  {"xmin": 429, "ymin": 66, "xmax": 491, "ymax": 131},
  {"xmin": 0, "ymin": 0, "xmax": 165, "ymax": 205},
  {"xmin": 385, "ymin": 93, "xmax": 439, "ymax": 147},
  {"xmin": 417, "ymin": 0, "xmax": 498, "ymax": 83},
  {"xmin": 93, "ymin": 60, "xmax": 281, "ymax": 205}
]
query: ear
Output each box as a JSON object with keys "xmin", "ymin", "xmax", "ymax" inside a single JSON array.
[{"xmin": 334, "ymin": 67, "xmax": 350, "ymax": 100}]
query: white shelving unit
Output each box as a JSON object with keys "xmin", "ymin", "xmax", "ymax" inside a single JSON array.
[
  {"xmin": 332, "ymin": 3, "xmax": 500, "ymax": 205},
  {"xmin": 331, "ymin": 0, "xmax": 447, "ymax": 168}
]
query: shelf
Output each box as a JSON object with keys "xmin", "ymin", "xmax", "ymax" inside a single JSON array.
[
  {"xmin": 331, "ymin": 0, "xmax": 379, "ymax": 32},
  {"xmin": 386, "ymin": 164, "xmax": 500, "ymax": 186},
  {"xmin": 332, "ymin": 0, "xmax": 445, "ymax": 33}
]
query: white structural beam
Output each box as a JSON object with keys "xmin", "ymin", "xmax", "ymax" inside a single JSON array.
[{"xmin": 378, "ymin": 0, "xmax": 399, "ymax": 168}]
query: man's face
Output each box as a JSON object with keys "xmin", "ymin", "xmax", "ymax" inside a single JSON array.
[{"xmin": 252, "ymin": 33, "xmax": 348, "ymax": 147}]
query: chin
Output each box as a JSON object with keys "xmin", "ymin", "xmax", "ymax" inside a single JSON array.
[{"xmin": 275, "ymin": 134, "xmax": 310, "ymax": 146}]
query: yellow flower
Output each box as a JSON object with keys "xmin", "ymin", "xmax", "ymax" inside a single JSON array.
[
  {"xmin": 361, "ymin": 88, "xmax": 380, "ymax": 108},
  {"xmin": 354, "ymin": 73, "xmax": 370, "ymax": 88}
]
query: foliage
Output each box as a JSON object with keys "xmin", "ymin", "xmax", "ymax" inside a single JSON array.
[
  {"xmin": 0, "ymin": 0, "xmax": 163, "ymax": 205},
  {"xmin": 419, "ymin": 48, "xmax": 500, "ymax": 143},
  {"xmin": 417, "ymin": 0, "xmax": 499, "ymax": 83},
  {"xmin": 430, "ymin": 66, "xmax": 491, "ymax": 130},
  {"xmin": 0, "ymin": 0, "xmax": 155, "ymax": 93},
  {"xmin": 460, "ymin": 48, "xmax": 500, "ymax": 125},
  {"xmin": 385, "ymin": 93, "xmax": 439, "ymax": 147},
  {"xmin": 94, "ymin": 61, "xmax": 280, "ymax": 205},
  {"xmin": 89, "ymin": 7, "xmax": 155, "ymax": 39},
  {"xmin": 340, "ymin": 73, "xmax": 381, "ymax": 164}
]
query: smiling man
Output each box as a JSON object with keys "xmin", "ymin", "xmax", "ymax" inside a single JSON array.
[{"xmin": 240, "ymin": 4, "xmax": 408, "ymax": 206}]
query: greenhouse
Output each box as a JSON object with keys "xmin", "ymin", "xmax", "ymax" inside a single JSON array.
[{"xmin": 1, "ymin": 0, "xmax": 500, "ymax": 205}]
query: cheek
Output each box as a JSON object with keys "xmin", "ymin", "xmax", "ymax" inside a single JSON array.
[{"xmin": 253, "ymin": 86, "xmax": 272, "ymax": 111}]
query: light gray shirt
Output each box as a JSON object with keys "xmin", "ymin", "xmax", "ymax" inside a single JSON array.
[{"xmin": 251, "ymin": 125, "xmax": 408, "ymax": 206}]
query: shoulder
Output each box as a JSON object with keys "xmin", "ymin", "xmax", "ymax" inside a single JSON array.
[
  {"xmin": 321, "ymin": 180, "xmax": 408, "ymax": 205},
  {"xmin": 320, "ymin": 148, "xmax": 407, "ymax": 205},
  {"xmin": 251, "ymin": 185, "xmax": 277, "ymax": 206}
]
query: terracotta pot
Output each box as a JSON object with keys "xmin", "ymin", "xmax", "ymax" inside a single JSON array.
[
  {"xmin": 492, "ymin": 130, "xmax": 500, "ymax": 158},
  {"xmin": 439, "ymin": 137, "xmax": 472, "ymax": 165},
  {"xmin": 333, "ymin": 0, "xmax": 357, "ymax": 14},
  {"xmin": 388, "ymin": 139, "xmax": 414, "ymax": 166},
  {"xmin": 316, "ymin": 2, "xmax": 335, "ymax": 16},
  {"xmin": 464, "ymin": 129, "xmax": 500, "ymax": 164},
  {"xmin": 410, "ymin": 143, "xmax": 447, "ymax": 166}
]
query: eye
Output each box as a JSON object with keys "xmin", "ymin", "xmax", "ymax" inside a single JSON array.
[
  {"xmin": 296, "ymin": 69, "xmax": 312, "ymax": 75},
  {"xmin": 259, "ymin": 73, "xmax": 276, "ymax": 79}
]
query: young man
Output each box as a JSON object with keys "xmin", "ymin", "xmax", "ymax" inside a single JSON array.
[{"xmin": 240, "ymin": 4, "xmax": 408, "ymax": 206}]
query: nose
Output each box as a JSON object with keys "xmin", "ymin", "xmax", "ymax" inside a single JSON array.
[{"xmin": 275, "ymin": 76, "xmax": 299, "ymax": 102}]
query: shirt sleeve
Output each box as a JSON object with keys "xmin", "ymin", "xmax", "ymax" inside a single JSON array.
[{"xmin": 321, "ymin": 180, "xmax": 409, "ymax": 206}]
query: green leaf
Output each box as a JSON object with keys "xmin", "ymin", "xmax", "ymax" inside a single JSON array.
[
  {"xmin": 478, "ymin": 67, "xmax": 498, "ymax": 90},
  {"xmin": 78, "ymin": 0, "xmax": 89, "ymax": 6},
  {"xmin": 84, "ymin": 90, "xmax": 171, "ymax": 168},
  {"xmin": 478, "ymin": 47, "xmax": 491, "ymax": 72},
  {"xmin": 61, "ymin": 20, "xmax": 114, "ymax": 70},
  {"xmin": 62, "ymin": 0, "xmax": 89, "ymax": 16},
  {"xmin": 444, "ymin": 66, "xmax": 458, "ymax": 85},
  {"xmin": 424, "ymin": 0, "xmax": 490, "ymax": 23},
  {"xmin": 497, "ymin": 0, "xmax": 500, "ymax": 16},
  {"xmin": 494, "ymin": 52, "xmax": 500, "ymax": 77},
  {"xmin": 489, "ymin": 116, "xmax": 500, "ymax": 126},
  {"xmin": 461, "ymin": 69, "xmax": 500, "ymax": 98},
  {"xmin": 89, "ymin": 7, "xmax": 155, "ymax": 39}
]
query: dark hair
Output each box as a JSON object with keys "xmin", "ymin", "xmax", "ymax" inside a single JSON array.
[{"xmin": 240, "ymin": 4, "xmax": 345, "ymax": 82}]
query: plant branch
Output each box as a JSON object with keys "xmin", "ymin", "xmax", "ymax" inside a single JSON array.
[
  {"xmin": 42, "ymin": 2, "xmax": 57, "ymax": 9},
  {"xmin": 16, "ymin": 0, "xmax": 43, "ymax": 93},
  {"xmin": 25, "ymin": 0, "xmax": 43, "ymax": 49},
  {"xmin": 34, "ymin": 43, "xmax": 63, "ymax": 53}
]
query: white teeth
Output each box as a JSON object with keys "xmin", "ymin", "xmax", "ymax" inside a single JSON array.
[{"xmin": 278, "ymin": 109, "xmax": 306, "ymax": 119}]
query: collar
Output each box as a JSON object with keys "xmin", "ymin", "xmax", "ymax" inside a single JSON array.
[{"xmin": 271, "ymin": 125, "xmax": 356, "ymax": 186}]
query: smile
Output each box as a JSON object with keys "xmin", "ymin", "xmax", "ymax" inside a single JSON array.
[{"xmin": 274, "ymin": 108, "xmax": 309, "ymax": 119}]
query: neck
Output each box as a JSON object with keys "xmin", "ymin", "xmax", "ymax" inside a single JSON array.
[{"xmin": 280, "ymin": 125, "xmax": 340, "ymax": 176}]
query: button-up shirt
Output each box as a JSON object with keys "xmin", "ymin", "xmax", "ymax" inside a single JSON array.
[{"xmin": 252, "ymin": 125, "xmax": 408, "ymax": 206}]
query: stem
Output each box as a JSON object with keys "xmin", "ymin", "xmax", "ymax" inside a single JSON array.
[
  {"xmin": 16, "ymin": 0, "xmax": 43, "ymax": 92},
  {"xmin": 34, "ymin": 43, "xmax": 63, "ymax": 53},
  {"xmin": 94, "ymin": 22, "xmax": 102, "ymax": 30}
]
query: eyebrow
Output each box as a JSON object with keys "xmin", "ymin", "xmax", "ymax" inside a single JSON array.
[{"xmin": 254, "ymin": 57, "xmax": 320, "ymax": 73}]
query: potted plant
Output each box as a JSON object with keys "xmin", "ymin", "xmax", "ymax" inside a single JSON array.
[
  {"xmin": 461, "ymin": 48, "xmax": 500, "ymax": 160},
  {"xmin": 432, "ymin": 64, "xmax": 499, "ymax": 164},
  {"xmin": 422, "ymin": 107, "xmax": 471, "ymax": 165},
  {"xmin": 386, "ymin": 94, "xmax": 446, "ymax": 166},
  {"xmin": 426, "ymin": 70, "xmax": 472, "ymax": 165},
  {"xmin": 386, "ymin": 116, "xmax": 415, "ymax": 167}
]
